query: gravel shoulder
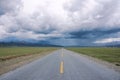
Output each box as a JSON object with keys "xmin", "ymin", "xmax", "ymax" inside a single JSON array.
[
  {"xmin": 71, "ymin": 50, "xmax": 120, "ymax": 73},
  {"xmin": 0, "ymin": 51, "xmax": 55, "ymax": 75}
]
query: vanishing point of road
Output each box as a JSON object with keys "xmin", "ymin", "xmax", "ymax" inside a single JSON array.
[{"xmin": 0, "ymin": 49, "xmax": 120, "ymax": 80}]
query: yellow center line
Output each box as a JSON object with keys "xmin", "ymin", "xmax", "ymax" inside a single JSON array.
[{"xmin": 60, "ymin": 61, "xmax": 64, "ymax": 74}]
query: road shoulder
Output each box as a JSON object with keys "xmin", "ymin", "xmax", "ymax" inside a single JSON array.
[
  {"xmin": 0, "ymin": 51, "xmax": 54, "ymax": 75},
  {"xmin": 68, "ymin": 49, "xmax": 120, "ymax": 73}
]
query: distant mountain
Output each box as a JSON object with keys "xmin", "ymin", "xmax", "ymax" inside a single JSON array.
[
  {"xmin": 0, "ymin": 41, "xmax": 62, "ymax": 47},
  {"xmin": 105, "ymin": 44, "xmax": 120, "ymax": 47}
]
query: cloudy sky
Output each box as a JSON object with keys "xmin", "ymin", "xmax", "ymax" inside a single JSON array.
[{"xmin": 0, "ymin": 0, "xmax": 120, "ymax": 46}]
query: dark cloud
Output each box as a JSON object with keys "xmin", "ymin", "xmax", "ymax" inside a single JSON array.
[
  {"xmin": 0, "ymin": 0, "xmax": 120, "ymax": 46},
  {"xmin": 69, "ymin": 28, "xmax": 120, "ymax": 39}
]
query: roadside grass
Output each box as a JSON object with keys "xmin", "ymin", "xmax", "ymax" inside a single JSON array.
[
  {"xmin": 0, "ymin": 47, "xmax": 58, "ymax": 61},
  {"xmin": 67, "ymin": 47, "xmax": 120, "ymax": 66}
]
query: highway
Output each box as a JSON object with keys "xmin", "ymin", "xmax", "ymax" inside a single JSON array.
[{"xmin": 0, "ymin": 49, "xmax": 120, "ymax": 80}]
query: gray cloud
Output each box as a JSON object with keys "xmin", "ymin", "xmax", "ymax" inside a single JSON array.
[
  {"xmin": 0, "ymin": 0, "xmax": 120, "ymax": 46},
  {"xmin": 0, "ymin": 0, "xmax": 22, "ymax": 15}
]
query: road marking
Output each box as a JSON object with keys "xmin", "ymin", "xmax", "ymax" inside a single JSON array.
[{"xmin": 60, "ymin": 61, "xmax": 64, "ymax": 74}]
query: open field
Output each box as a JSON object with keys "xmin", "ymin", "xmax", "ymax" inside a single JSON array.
[
  {"xmin": 67, "ymin": 47, "xmax": 120, "ymax": 66},
  {"xmin": 0, "ymin": 49, "xmax": 120, "ymax": 79},
  {"xmin": 0, "ymin": 47, "xmax": 58, "ymax": 74},
  {"xmin": 0, "ymin": 47, "xmax": 58, "ymax": 61}
]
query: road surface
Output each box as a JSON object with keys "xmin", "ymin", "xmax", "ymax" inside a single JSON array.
[{"xmin": 0, "ymin": 49, "xmax": 120, "ymax": 80}]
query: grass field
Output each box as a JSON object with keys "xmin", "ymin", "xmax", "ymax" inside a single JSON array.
[
  {"xmin": 0, "ymin": 47, "xmax": 58, "ymax": 61},
  {"xmin": 67, "ymin": 47, "xmax": 120, "ymax": 66}
]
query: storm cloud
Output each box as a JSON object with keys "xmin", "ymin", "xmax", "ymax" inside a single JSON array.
[{"xmin": 0, "ymin": 0, "xmax": 120, "ymax": 46}]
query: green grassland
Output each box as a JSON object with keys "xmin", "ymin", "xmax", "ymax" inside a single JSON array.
[
  {"xmin": 0, "ymin": 47, "xmax": 58, "ymax": 61},
  {"xmin": 67, "ymin": 47, "xmax": 120, "ymax": 66}
]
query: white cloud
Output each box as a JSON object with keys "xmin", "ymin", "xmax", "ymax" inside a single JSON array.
[
  {"xmin": 94, "ymin": 38, "xmax": 120, "ymax": 44},
  {"xmin": 0, "ymin": 0, "xmax": 120, "ymax": 42}
]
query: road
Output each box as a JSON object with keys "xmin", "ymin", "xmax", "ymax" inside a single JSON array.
[{"xmin": 0, "ymin": 49, "xmax": 120, "ymax": 80}]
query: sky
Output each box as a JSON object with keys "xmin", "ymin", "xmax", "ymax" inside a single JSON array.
[{"xmin": 0, "ymin": 0, "xmax": 120, "ymax": 46}]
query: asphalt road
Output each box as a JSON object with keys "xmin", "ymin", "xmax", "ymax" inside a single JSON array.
[{"xmin": 0, "ymin": 49, "xmax": 120, "ymax": 80}]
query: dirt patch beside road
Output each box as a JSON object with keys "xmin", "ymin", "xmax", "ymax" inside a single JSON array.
[
  {"xmin": 0, "ymin": 51, "xmax": 54, "ymax": 75},
  {"xmin": 76, "ymin": 52, "xmax": 120, "ymax": 73}
]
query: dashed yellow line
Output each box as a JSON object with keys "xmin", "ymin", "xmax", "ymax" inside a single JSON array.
[{"xmin": 60, "ymin": 61, "xmax": 64, "ymax": 74}]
